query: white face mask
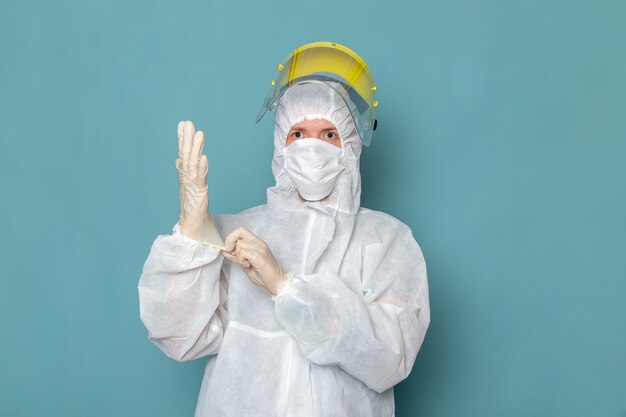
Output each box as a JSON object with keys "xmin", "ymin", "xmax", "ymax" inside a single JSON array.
[{"xmin": 283, "ymin": 138, "xmax": 344, "ymax": 201}]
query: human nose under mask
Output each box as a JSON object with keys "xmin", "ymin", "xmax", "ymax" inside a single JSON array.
[{"xmin": 283, "ymin": 138, "xmax": 344, "ymax": 201}]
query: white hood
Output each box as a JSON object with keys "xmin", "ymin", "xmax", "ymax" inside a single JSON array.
[{"xmin": 267, "ymin": 81, "xmax": 363, "ymax": 217}]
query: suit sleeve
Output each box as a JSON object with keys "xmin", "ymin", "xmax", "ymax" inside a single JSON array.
[
  {"xmin": 273, "ymin": 222, "xmax": 430, "ymax": 393},
  {"xmin": 138, "ymin": 222, "xmax": 228, "ymax": 362}
]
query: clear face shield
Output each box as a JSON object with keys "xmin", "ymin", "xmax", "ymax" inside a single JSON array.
[{"xmin": 256, "ymin": 42, "xmax": 378, "ymax": 147}]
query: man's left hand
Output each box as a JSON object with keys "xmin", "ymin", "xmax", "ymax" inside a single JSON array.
[{"xmin": 221, "ymin": 227, "xmax": 287, "ymax": 296}]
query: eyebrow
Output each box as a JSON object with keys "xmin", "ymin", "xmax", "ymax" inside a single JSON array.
[{"xmin": 290, "ymin": 127, "xmax": 338, "ymax": 131}]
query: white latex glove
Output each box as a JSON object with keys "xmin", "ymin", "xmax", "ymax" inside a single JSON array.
[
  {"xmin": 176, "ymin": 120, "xmax": 209, "ymax": 241},
  {"xmin": 221, "ymin": 227, "xmax": 287, "ymax": 296}
]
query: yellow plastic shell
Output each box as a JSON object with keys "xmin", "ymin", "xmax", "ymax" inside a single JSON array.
[{"xmin": 257, "ymin": 41, "xmax": 378, "ymax": 146}]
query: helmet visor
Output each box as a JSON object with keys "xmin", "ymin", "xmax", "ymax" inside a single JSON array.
[{"xmin": 257, "ymin": 42, "xmax": 378, "ymax": 146}]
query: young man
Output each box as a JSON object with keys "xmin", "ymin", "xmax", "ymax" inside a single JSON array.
[{"xmin": 139, "ymin": 42, "xmax": 430, "ymax": 417}]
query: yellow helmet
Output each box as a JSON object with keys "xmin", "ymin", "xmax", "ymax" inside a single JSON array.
[{"xmin": 256, "ymin": 41, "xmax": 379, "ymax": 146}]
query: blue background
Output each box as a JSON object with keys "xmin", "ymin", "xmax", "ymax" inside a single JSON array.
[{"xmin": 1, "ymin": 0, "xmax": 625, "ymax": 416}]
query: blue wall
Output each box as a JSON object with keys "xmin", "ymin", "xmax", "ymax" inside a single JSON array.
[{"xmin": 1, "ymin": 0, "xmax": 624, "ymax": 416}]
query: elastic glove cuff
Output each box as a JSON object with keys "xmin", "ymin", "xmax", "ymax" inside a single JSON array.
[
  {"xmin": 271, "ymin": 272, "xmax": 296, "ymax": 302},
  {"xmin": 172, "ymin": 221, "xmax": 199, "ymax": 242}
]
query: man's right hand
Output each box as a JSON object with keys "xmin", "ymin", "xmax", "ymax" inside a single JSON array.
[{"xmin": 176, "ymin": 120, "xmax": 209, "ymax": 241}]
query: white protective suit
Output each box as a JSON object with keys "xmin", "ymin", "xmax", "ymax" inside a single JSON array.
[{"xmin": 138, "ymin": 82, "xmax": 430, "ymax": 417}]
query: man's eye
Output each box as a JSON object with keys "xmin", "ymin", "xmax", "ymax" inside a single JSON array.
[
  {"xmin": 293, "ymin": 132, "xmax": 302, "ymax": 138},
  {"xmin": 325, "ymin": 132, "xmax": 336, "ymax": 139}
]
